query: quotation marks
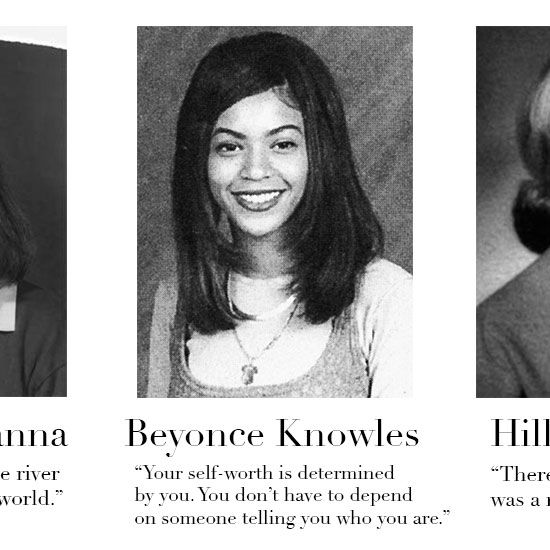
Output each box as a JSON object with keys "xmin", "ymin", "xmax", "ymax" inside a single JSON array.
[
  {"xmin": 443, "ymin": 509, "xmax": 450, "ymax": 515},
  {"xmin": 135, "ymin": 465, "xmax": 142, "ymax": 471},
  {"xmin": 491, "ymin": 466, "xmax": 500, "ymax": 472},
  {"xmin": 49, "ymin": 489, "xmax": 64, "ymax": 505}
]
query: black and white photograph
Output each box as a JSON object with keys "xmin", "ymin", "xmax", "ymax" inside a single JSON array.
[
  {"xmin": 0, "ymin": 30, "xmax": 66, "ymax": 397},
  {"xmin": 6, "ymin": 6, "xmax": 550, "ymax": 550},
  {"xmin": 138, "ymin": 27, "xmax": 413, "ymax": 398},
  {"xmin": 476, "ymin": 27, "xmax": 550, "ymax": 397}
]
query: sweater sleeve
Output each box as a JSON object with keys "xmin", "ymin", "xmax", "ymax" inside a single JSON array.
[
  {"xmin": 32, "ymin": 364, "xmax": 66, "ymax": 397},
  {"xmin": 18, "ymin": 284, "xmax": 67, "ymax": 397},
  {"xmin": 476, "ymin": 303, "xmax": 523, "ymax": 397},
  {"xmin": 27, "ymin": 339, "xmax": 66, "ymax": 396},
  {"xmin": 147, "ymin": 279, "xmax": 177, "ymax": 397},
  {"xmin": 356, "ymin": 261, "xmax": 413, "ymax": 398}
]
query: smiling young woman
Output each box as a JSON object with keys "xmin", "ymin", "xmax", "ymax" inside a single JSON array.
[
  {"xmin": 146, "ymin": 31, "xmax": 412, "ymax": 398},
  {"xmin": 207, "ymin": 90, "xmax": 308, "ymax": 249}
]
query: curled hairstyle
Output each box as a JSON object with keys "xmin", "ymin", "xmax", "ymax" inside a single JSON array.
[
  {"xmin": 513, "ymin": 61, "xmax": 550, "ymax": 254},
  {"xmin": 0, "ymin": 165, "xmax": 34, "ymax": 283},
  {"xmin": 172, "ymin": 32, "xmax": 383, "ymax": 333}
]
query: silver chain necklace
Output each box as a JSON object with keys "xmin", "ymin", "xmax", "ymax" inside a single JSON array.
[{"xmin": 233, "ymin": 301, "xmax": 299, "ymax": 386}]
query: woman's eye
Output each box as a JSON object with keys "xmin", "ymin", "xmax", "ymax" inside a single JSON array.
[
  {"xmin": 214, "ymin": 142, "xmax": 240, "ymax": 154},
  {"xmin": 273, "ymin": 140, "xmax": 297, "ymax": 152}
]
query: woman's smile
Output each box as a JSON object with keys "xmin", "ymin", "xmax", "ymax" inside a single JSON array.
[
  {"xmin": 231, "ymin": 189, "xmax": 287, "ymax": 211},
  {"xmin": 208, "ymin": 89, "xmax": 308, "ymax": 240}
]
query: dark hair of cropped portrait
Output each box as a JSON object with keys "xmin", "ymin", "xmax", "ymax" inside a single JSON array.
[
  {"xmin": 172, "ymin": 31, "xmax": 383, "ymax": 334},
  {"xmin": 0, "ymin": 164, "xmax": 35, "ymax": 283},
  {"xmin": 513, "ymin": 60, "xmax": 550, "ymax": 255}
]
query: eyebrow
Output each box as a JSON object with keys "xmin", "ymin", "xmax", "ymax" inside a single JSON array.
[
  {"xmin": 267, "ymin": 124, "xmax": 303, "ymax": 136},
  {"xmin": 212, "ymin": 128, "xmax": 246, "ymax": 139},
  {"xmin": 211, "ymin": 124, "xmax": 304, "ymax": 139}
]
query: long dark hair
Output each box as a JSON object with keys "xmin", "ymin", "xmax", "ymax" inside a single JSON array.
[
  {"xmin": 172, "ymin": 32, "xmax": 383, "ymax": 334},
  {"xmin": 0, "ymin": 164, "xmax": 34, "ymax": 283},
  {"xmin": 513, "ymin": 60, "xmax": 550, "ymax": 254}
]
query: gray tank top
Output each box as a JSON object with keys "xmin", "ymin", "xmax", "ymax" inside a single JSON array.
[{"xmin": 167, "ymin": 304, "xmax": 372, "ymax": 398}]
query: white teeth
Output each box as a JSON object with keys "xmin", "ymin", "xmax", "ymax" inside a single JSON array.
[{"xmin": 239, "ymin": 191, "xmax": 281, "ymax": 204}]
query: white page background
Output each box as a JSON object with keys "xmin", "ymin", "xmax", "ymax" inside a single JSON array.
[{"xmin": 1, "ymin": 2, "xmax": 548, "ymax": 548}]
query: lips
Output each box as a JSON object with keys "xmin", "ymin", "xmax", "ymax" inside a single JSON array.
[{"xmin": 231, "ymin": 189, "xmax": 286, "ymax": 212}]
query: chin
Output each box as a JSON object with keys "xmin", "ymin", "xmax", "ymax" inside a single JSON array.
[{"xmin": 233, "ymin": 215, "xmax": 287, "ymax": 241}]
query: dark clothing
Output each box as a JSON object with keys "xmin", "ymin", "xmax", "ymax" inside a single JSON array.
[
  {"xmin": 0, "ymin": 281, "xmax": 66, "ymax": 397},
  {"xmin": 477, "ymin": 251, "xmax": 550, "ymax": 397}
]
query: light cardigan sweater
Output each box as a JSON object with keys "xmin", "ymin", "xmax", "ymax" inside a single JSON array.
[{"xmin": 0, "ymin": 281, "xmax": 66, "ymax": 397}]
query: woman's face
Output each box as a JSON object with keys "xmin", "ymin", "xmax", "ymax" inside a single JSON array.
[{"xmin": 208, "ymin": 89, "xmax": 308, "ymax": 242}]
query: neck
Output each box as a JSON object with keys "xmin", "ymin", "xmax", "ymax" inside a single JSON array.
[{"xmin": 232, "ymin": 230, "xmax": 293, "ymax": 278}]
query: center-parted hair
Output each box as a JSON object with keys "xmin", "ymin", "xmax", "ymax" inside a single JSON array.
[
  {"xmin": 513, "ymin": 60, "xmax": 550, "ymax": 254},
  {"xmin": 172, "ymin": 32, "xmax": 383, "ymax": 333},
  {"xmin": 0, "ymin": 164, "xmax": 34, "ymax": 283}
]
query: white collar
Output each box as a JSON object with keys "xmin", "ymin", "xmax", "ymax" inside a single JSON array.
[{"xmin": 0, "ymin": 283, "xmax": 17, "ymax": 332}]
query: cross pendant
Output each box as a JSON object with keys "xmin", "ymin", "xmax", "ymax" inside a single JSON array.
[{"xmin": 241, "ymin": 364, "xmax": 258, "ymax": 386}]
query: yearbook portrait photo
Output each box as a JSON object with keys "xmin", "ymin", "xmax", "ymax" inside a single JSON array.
[
  {"xmin": 477, "ymin": 27, "xmax": 550, "ymax": 397},
  {"xmin": 138, "ymin": 27, "xmax": 412, "ymax": 398},
  {"xmin": 0, "ymin": 31, "xmax": 67, "ymax": 397}
]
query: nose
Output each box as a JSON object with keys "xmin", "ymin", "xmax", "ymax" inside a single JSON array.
[{"xmin": 240, "ymin": 147, "xmax": 272, "ymax": 180}]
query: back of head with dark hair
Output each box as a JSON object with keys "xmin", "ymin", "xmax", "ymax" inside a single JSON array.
[
  {"xmin": 172, "ymin": 32, "xmax": 383, "ymax": 333},
  {"xmin": 513, "ymin": 61, "xmax": 550, "ymax": 254},
  {"xmin": 0, "ymin": 165, "xmax": 34, "ymax": 283}
]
